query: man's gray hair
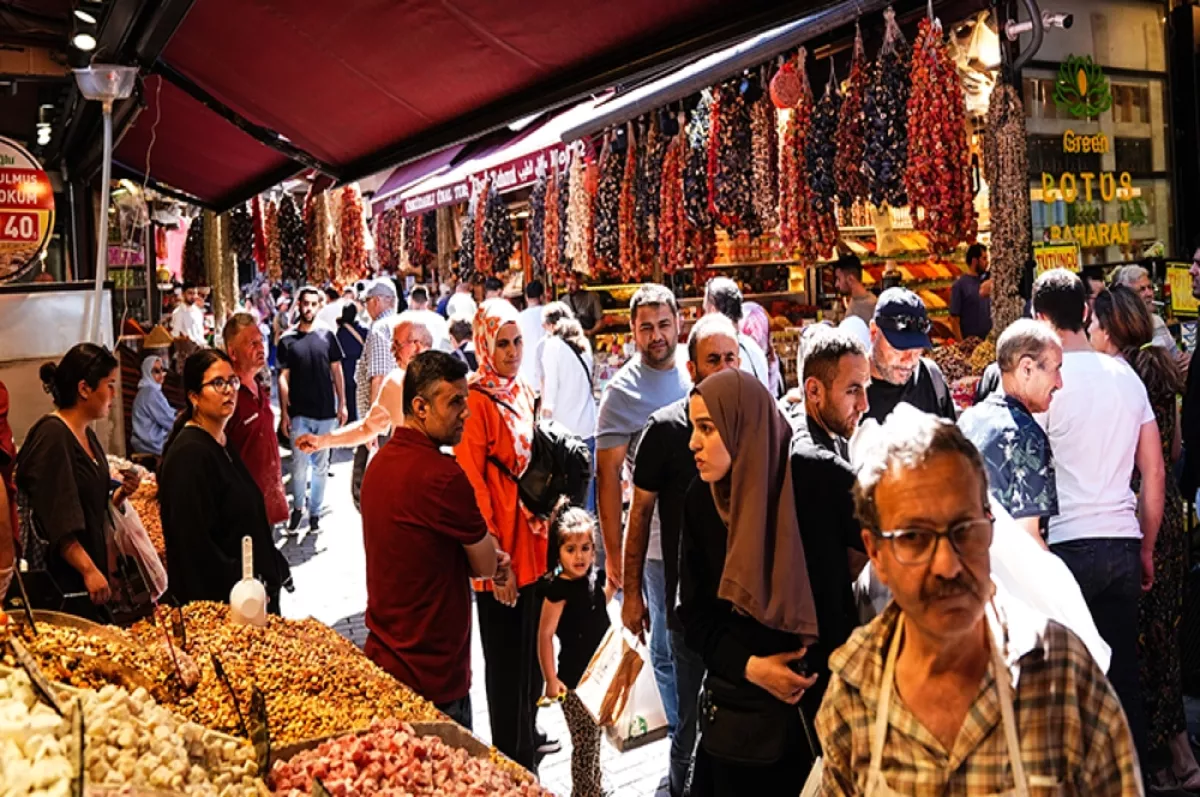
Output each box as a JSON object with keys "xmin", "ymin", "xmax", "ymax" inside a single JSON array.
[
  {"xmin": 996, "ymin": 319, "xmax": 1061, "ymax": 374},
  {"xmin": 853, "ymin": 406, "xmax": 989, "ymax": 533},
  {"xmin": 221, "ymin": 312, "xmax": 259, "ymax": 349},
  {"xmin": 687, "ymin": 314, "xmax": 739, "ymax": 364},
  {"xmin": 1111, "ymin": 264, "xmax": 1148, "ymax": 288},
  {"xmin": 392, "ymin": 317, "xmax": 434, "ymax": 348},
  {"xmin": 542, "ymin": 301, "xmax": 574, "ymax": 328}
]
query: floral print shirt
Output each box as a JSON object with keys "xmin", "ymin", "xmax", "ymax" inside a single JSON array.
[{"xmin": 958, "ymin": 393, "xmax": 1058, "ymax": 521}]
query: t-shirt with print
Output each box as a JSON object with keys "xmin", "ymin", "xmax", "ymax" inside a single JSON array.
[
  {"xmin": 1038, "ymin": 351, "xmax": 1155, "ymax": 545},
  {"xmin": 959, "ymin": 393, "xmax": 1057, "ymax": 522},
  {"xmin": 596, "ymin": 350, "xmax": 692, "ymax": 560},
  {"xmin": 277, "ymin": 326, "xmax": 343, "ymax": 420}
]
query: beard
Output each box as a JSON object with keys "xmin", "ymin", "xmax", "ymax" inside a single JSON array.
[
  {"xmin": 817, "ymin": 402, "xmax": 856, "ymax": 439},
  {"xmin": 872, "ymin": 350, "xmax": 915, "ymax": 385}
]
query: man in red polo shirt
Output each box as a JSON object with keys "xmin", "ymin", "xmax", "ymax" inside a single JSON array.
[
  {"xmin": 223, "ymin": 314, "xmax": 289, "ymax": 527},
  {"xmin": 361, "ymin": 350, "xmax": 511, "ymax": 728}
]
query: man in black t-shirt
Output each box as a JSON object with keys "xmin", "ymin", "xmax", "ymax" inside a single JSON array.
[
  {"xmin": 864, "ymin": 287, "xmax": 956, "ymax": 424},
  {"xmin": 624, "ymin": 314, "xmax": 741, "ymax": 797},
  {"xmin": 278, "ymin": 286, "xmax": 347, "ymax": 532}
]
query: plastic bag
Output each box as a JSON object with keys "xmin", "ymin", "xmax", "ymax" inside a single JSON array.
[
  {"xmin": 111, "ymin": 500, "xmax": 167, "ymax": 601},
  {"xmin": 605, "ymin": 645, "xmax": 669, "ymax": 752}
]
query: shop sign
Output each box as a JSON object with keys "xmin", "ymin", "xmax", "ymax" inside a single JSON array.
[
  {"xmin": 1053, "ymin": 55, "xmax": 1113, "ymax": 119},
  {"xmin": 1033, "ymin": 242, "xmax": 1080, "ymax": 276},
  {"xmin": 1040, "ymin": 128, "xmax": 1133, "ymax": 247},
  {"xmin": 398, "ymin": 143, "xmax": 568, "ymax": 216},
  {"xmin": 0, "ymin": 136, "xmax": 55, "ymax": 284},
  {"xmin": 1166, "ymin": 263, "xmax": 1198, "ymax": 317}
]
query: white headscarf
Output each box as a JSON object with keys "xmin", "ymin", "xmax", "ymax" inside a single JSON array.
[{"xmin": 138, "ymin": 356, "xmax": 163, "ymax": 391}]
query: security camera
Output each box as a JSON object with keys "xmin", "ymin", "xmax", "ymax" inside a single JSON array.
[{"xmin": 1006, "ymin": 10, "xmax": 1074, "ymax": 39}]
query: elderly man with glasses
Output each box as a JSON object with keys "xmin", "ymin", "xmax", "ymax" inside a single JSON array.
[
  {"xmin": 863, "ymin": 287, "xmax": 957, "ymax": 424},
  {"xmin": 816, "ymin": 407, "xmax": 1141, "ymax": 795}
]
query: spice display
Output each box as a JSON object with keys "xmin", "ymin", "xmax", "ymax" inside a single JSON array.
[
  {"xmin": 542, "ymin": 167, "xmax": 562, "ymax": 280},
  {"xmin": 228, "ymin": 202, "xmax": 256, "ymax": 277},
  {"xmin": 618, "ymin": 127, "xmax": 640, "ymax": 280},
  {"xmin": 863, "ymin": 7, "xmax": 910, "ymax": 209},
  {"xmin": 264, "ymin": 200, "xmax": 282, "ymax": 286},
  {"xmin": 749, "ymin": 89, "xmax": 779, "ymax": 232},
  {"xmin": 337, "ymin": 185, "xmax": 369, "ymax": 285},
  {"xmin": 807, "ymin": 68, "xmax": 841, "ymax": 257},
  {"xmin": 984, "ymin": 82, "xmax": 1030, "ymax": 333},
  {"xmin": 528, "ymin": 173, "xmax": 547, "ymax": 280},
  {"xmin": 373, "ymin": 208, "xmax": 404, "ymax": 274},
  {"xmin": 250, "ymin": 196, "xmax": 268, "ymax": 276},
  {"xmin": 930, "ymin": 344, "xmax": 970, "ymax": 382},
  {"xmin": 592, "ymin": 137, "xmax": 622, "ymax": 278},
  {"xmin": 905, "ymin": 17, "xmax": 976, "ymax": 253},
  {"xmin": 777, "ymin": 49, "xmax": 816, "ymax": 260},
  {"xmin": 278, "ymin": 194, "xmax": 307, "ymax": 285},
  {"xmin": 710, "ymin": 82, "xmax": 757, "ymax": 234},
  {"xmin": 481, "ymin": 182, "xmax": 515, "ymax": 274},
  {"xmin": 834, "ymin": 26, "xmax": 870, "ymax": 209},
  {"xmin": 659, "ymin": 133, "xmax": 688, "ymax": 275},
  {"xmin": 565, "ymin": 151, "xmax": 592, "ymax": 275},
  {"xmin": 270, "ymin": 719, "xmax": 547, "ymax": 796}
]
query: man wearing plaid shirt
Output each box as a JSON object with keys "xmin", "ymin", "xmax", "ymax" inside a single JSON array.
[
  {"xmin": 816, "ymin": 407, "xmax": 1140, "ymax": 795},
  {"xmin": 351, "ymin": 279, "xmax": 398, "ymax": 510}
]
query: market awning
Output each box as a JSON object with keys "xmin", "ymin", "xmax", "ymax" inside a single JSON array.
[{"xmin": 107, "ymin": 0, "xmax": 850, "ymax": 210}]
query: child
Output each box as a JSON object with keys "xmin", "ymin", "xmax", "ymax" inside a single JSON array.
[{"xmin": 538, "ymin": 500, "xmax": 614, "ymax": 797}]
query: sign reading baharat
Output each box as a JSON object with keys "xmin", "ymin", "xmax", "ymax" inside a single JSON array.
[{"xmin": 0, "ymin": 136, "xmax": 55, "ymax": 283}]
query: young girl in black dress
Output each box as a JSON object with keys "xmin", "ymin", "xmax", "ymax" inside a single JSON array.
[{"xmin": 537, "ymin": 500, "xmax": 615, "ymax": 797}]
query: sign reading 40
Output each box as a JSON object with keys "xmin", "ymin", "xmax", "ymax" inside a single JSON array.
[{"xmin": 0, "ymin": 136, "xmax": 55, "ymax": 284}]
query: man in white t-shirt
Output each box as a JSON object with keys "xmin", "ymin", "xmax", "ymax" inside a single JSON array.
[
  {"xmin": 170, "ymin": 282, "xmax": 207, "ymax": 347},
  {"xmin": 702, "ymin": 276, "xmax": 770, "ymax": 390},
  {"xmin": 1033, "ymin": 268, "xmax": 1164, "ymax": 766},
  {"xmin": 516, "ymin": 280, "xmax": 546, "ymax": 390},
  {"xmin": 397, "ymin": 285, "xmax": 451, "ymax": 353},
  {"xmin": 446, "ymin": 279, "xmax": 477, "ymax": 321},
  {"xmin": 315, "ymin": 286, "xmax": 345, "ymax": 329}
]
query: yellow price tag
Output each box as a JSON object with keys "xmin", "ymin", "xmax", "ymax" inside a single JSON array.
[{"xmin": 1167, "ymin": 264, "xmax": 1198, "ymax": 316}]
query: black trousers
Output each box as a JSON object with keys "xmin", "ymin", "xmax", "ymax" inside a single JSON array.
[
  {"xmin": 351, "ymin": 435, "xmax": 389, "ymax": 513},
  {"xmin": 476, "ymin": 584, "xmax": 543, "ymax": 770}
]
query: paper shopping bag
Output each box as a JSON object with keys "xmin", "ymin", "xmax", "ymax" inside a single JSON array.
[
  {"xmin": 605, "ymin": 648, "xmax": 669, "ymax": 752},
  {"xmin": 576, "ymin": 626, "xmax": 643, "ymax": 727}
]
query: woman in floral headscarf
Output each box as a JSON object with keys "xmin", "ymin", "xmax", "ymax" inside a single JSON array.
[
  {"xmin": 740, "ymin": 301, "xmax": 782, "ymax": 398},
  {"xmin": 454, "ymin": 298, "xmax": 548, "ymax": 770}
]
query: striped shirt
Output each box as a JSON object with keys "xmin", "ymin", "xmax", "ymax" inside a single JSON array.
[
  {"xmin": 355, "ymin": 309, "xmax": 396, "ymax": 419},
  {"xmin": 816, "ymin": 598, "xmax": 1141, "ymax": 795}
]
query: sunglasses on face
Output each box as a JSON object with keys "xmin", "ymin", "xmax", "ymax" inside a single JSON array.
[{"xmin": 875, "ymin": 314, "xmax": 932, "ymax": 335}]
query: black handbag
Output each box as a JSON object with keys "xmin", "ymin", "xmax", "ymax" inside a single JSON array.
[{"xmin": 699, "ymin": 674, "xmax": 797, "ymax": 766}]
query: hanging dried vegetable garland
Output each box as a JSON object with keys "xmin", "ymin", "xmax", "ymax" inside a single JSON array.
[
  {"xmin": 863, "ymin": 8, "xmax": 911, "ymax": 209},
  {"xmin": 565, "ymin": 152, "xmax": 592, "ymax": 275},
  {"xmin": 984, "ymin": 82, "xmax": 1029, "ymax": 333},
  {"xmin": 659, "ymin": 132, "xmax": 688, "ymax": 275},
  {"xmin": 325, "ymin": 189, "xmax": 344, "ymax": 281},
  {"xmin": 808, "ymin": 68, "xmax": 842, "ymax": 257},
  {"xmin": 374, "ymin": 208, "xmax": 404, "ymax": 273},
  {"xmin": 278, "ymin": 194, "xmax": 307, "ymax": 284},
  {"xmin": 304, "ymin": 191, "xmax": 331, "ymax": 286},
  {"xmin": 482, "ymin": 182, "xmax": 515, "ymax": 273},
  {"xmin": 556, "ymin": 164, "xmax": 570, "ymax": 270},
  {"xmin": 618, "ymin": 127, "xmax": 640, "ymax": 280},
  {"xmin": 834, "ymin": 25, "xmax": 870, "ymax": 210},
  {"xmin": 777, "ymin": 48, "xmax": 817, "ymax": 259},
  {"xmin": 710, "ymin": 82, "xmax": 757, "ymax": 234},
  {"xmin": 338, "ymin": 185, "xmax": 369, "ymax": 284},
  {"xmin": 543, "ymin": 167, "xmax": 562, "ymax": 280},
  {"xmin": 684, "ymin": 91, "xmax": 713, "ymax": 230},
  {"xmin": 592, "ymin": 135, "xmax": 622, "ymax": 278},
  {"xmin": 905, "ymin": 17, "xmax": 976, "ymax": 253},
  {"xmin": 457, "ymin": 197, "xmax": 477, "ymax": 281},
  {"xmin": 183, "ymin": 212, "xmax": 205, "ymax": 286},
  {"xmin": 635, "ymin": 118, "xmax": 666, "ymax": 249},
  {"xmin": 229, "ymin": 202, "xmax": 256, "ymax": 277},
  {"xmin": 264, "ymin": 199, "xmax": 282, "ymax": 284},
  {"xmin": 421, "ymin": 210, "xmax": 436, "ymax": 268},
  {"xmin": 529, "ymin": 173, "xmax": 547, "ymax": 280},
  {"xmin": 402, "ymin": 215, "xmax": 421, "ymax": 271},
  {"xmin": 750, "ymin": 89, "xmax": 779, "ymax": 233}
]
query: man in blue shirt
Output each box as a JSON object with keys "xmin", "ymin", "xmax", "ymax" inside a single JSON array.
[
  {"xmin": 949, "ymin": 243, "xmax": 992, "ymax": 340},
  {"xmin": 958, "ymin": 318, "xmax": 1062, "ymax": 547}
]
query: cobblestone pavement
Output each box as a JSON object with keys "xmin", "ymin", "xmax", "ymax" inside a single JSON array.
[{"xmin": 276, "ymin": 446, "xmax": 672, "ymax": 797}]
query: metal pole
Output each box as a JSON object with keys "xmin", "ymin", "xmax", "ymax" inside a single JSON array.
[{"xmin": 91, "ymin": 99, "xmax": 113, "ymax": 343}]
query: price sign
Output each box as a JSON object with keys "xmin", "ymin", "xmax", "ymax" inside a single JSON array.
[
  {"xmin": 0, "ymin": 137, "xmax": 54, "ymax": 284},
  {"xmin": 1167, "ymin": 263, "xmax": 1199, "ymax": 317}
]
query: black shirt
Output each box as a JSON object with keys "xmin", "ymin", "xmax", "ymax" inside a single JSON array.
[
  {"xmin": 631, "ymin": 397, "xmax": 695, "ymax": 630},
  {"xmin": 1183, "ymin": 356, "xmax": 1200, "ymax": 495},
  {"xmin": 15, "ymin": 416, "xmax": 112, "ymax": 602},
  {"xmin": 159, "ymin": 427, "xmax": 290, "ymax": 604},
  {"xmin": 278, "ymin": 326, "xmax": 343, "ymax": 420},
  {"xmin": 543, "ymin": 570, "xmax": 610, "ymax": 688},
  {"xmin": 864, "ymin": 358, "xmax": 956, "ymax": 424}
]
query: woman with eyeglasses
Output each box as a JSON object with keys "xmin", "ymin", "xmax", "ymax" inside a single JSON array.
[
  {"xmin": 678, "ymin": 368, "xmax": 822, "ymax": 795},
  {"xmin": 131, "ymin": 355, "xmax": 177, "ymax": 457},
  {"xmin": 158, "ymin": 350, "xmax": 290, "ymax": 609}
]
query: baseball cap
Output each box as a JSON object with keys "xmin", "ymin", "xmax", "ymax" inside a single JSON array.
[
  {"xmin": 873, "ymin": 287, "xmax": 932, "ymax": 350},
  {"xmin": 364, "ymin": 279, "xmax": 397, "ymax": 300}
]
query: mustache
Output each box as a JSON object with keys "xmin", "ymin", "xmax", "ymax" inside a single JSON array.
[{"xmin": 921, "ymin": 573, "xmax": 983, "ymax": 602}]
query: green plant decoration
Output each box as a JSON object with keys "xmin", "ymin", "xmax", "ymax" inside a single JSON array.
[{"xmin": 1053, "ymin": 55, "xmax": 1113, "ymax": 118}]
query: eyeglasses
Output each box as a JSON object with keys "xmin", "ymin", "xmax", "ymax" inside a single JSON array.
[
  {"xmin": 875, "ymin": 314, "xmax": 932, "ymax": 335},
  {"xmin": 151, "ymin": 367, "xmax": 164, "ymax": 375},
  {"xmin": 874, "ymin": 515, "xmax": 994, "ymax": 565},
  {"xmin": 201, "ymin": 376, "xmax": 241, "ymax": 393}
]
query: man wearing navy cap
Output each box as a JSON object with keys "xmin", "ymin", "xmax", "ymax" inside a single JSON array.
[{"xmin": 864, "ymin": 287, "xmax": 957, "ymax": 423}]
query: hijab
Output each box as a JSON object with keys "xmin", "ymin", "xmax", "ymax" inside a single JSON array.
[
  {"xmin": 471, "ymin": 299, "xmax": 535, "ymax": 475},
  {"xmin": 740, "ymin": 302, "xmax": 773, "ymax": 362},
  {"xmin": 696, "ymin": 369, "xmax": 819, "ymax": 640},
  {"xmin": 138, "ymin": 355, "xmax": 163, "ymax": 391}
]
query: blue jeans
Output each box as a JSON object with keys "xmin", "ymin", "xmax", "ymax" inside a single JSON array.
[
  {"xmin": 670, "ymin": 627, "xmax": 705, "ymax": 796},
  {"xmin": 1052, "ymin": 538, "xmax": 1147, "ymax": 765},
  {"xmin": 289, "ymin": 417, "xmax": 336, "ymax": 515},
  {"xmin": 644, "ymin": 558, "xmax": 679, "ymax": 732}
]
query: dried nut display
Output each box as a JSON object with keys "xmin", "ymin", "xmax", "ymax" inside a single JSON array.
[
  {"xmin": 0, "ymin": 670, "xmax": 264, "ymax": 796},
  {"xmin": 2, "ymin": 623, "xmax": 172, "ymax": 695},
  {"xmin": 128, "ymin": 480, "xmax": 165, "ymax": 558}
]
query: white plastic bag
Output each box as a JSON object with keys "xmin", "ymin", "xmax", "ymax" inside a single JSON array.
[
  {"xmin": 604, "ymin": 639, "xmax": 669, "ymax": 752},
  {"xmin": 111, "ymin": 499, "xmax": 168, "ymax": 600}
]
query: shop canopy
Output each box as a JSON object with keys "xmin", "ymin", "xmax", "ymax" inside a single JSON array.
[{"xmin": 106, "ymin": 0, "xmax": 876, "ymax": 211}]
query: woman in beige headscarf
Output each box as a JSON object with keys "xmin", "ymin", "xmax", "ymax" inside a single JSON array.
[{"xmin": 678, "ymin": 368, "xmax": 820, "ymax": 796}]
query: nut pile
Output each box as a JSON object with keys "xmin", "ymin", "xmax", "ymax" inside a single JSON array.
[
  {"xmin": 2, "ymin": 622, "xmax": 172, "ymax": 696},
  {"xmin": 128, "ymin": 603, "xmax": 443, "ymax": 746},
  {"xmin": 968, "ymin": 340, "xmax": 997, "ymax": 374},
  {"xmin": 128, "ymin": 480, "xmax": 165, "ymax": 559},
  {"xmin": 930, "ymin": 345, "xmax": 970, "ymax": 383},
  {"xmin": 270, "ymin": 719, "xmax": 548, "ymax": 797}
]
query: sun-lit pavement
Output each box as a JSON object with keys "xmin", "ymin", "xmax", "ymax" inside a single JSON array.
[{"xmin": 275, "ymin": 444, "xmax": 672, "ymax": 796}]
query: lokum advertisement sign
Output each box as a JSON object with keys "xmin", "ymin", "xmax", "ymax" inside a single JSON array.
[{"xmin": 0, "ymin": 136, "xmax": 55, "ymax": 284}]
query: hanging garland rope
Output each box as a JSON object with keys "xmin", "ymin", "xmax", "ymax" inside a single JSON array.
[
  {"xmin": 278, "ymin": 194, "xmax": 307, "ymax": 284},
  {"xmin": 835, "ymin": 25, "xmax": 870, "ymax": 211},
  {"xmin": 985, "ymin": 81, "xmax": 1030, "ymax": 333}
]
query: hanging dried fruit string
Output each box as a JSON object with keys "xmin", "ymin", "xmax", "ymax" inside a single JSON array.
[
  {"xmin": 543, "ymin": 166, "xmax": 562, "ymax": 280},
  {"xmin": 556, "ymin": 163, "xmax": 570, "ymax": 270},
  {"xmin": 863, "ymin": 7, "xmax": 911, "ymax": 209},
  {"xmin": 325, "ymin": 189, "xmax": 344, "ymax": 280},
  {"xmin": 421, "ymin": 210, "xmax": 436, "ymax": 268},
  {"xmin": 482, "ymin": 181, "xmax": 515, "ymax": 273},
  {"xmin": 250, "ymin": 196, "xmax": 267, "ymax": 274},
  {"xmin": 229, "ymin": 202, "xmax": 256, "ymax": 278},
  {"xmin": 278, "ymin": 194, "xmax": 308, "ymax": 284},
  {"xmin": 905, "ymin": 15, "xmax": 977, "ymax": 253},
  {"xmin": 338, "ymin": 185, "xmax": 369, "ymax": 284},
  {"xmin": 565, "ymin": 149, "xmax": 592, "ymax": 275},
  {"xmin": 711, "ymin": 81, "xmax": 757, "ymax": 234},
  {"xmin": 685, "ymin": 90, "xmax": 717, "ymax": 276},
  {"xmin": 659, "ymin": 130, "xmax": 688, "ymax": 276},
  {"xmin": 592, "ymin": 132, "xmax": 622, "ymax": 278},
  {"xmin": 808, "ymin": 65, "xmax": 842, "ymax": 257},
  {"xmin": 776, "ymin": 48, "xmax": 818, "ymax": 262},
  {"xmin": 473, "ymin": 178, "xmax": 492, "ymax": 276},
  {"xmin": 264, "ymin": 199, "xmax": 282, "ymax": 284},
  {"xmin": 374, "ymin": 208, "xmax": 404, "ymax": 273},
  {"xmin": 635, "ymin": 116, "xmax": 666, "ymax": 256},
  {"xmin": 529, "ymin": 173, "xmax": 548, "ymax": 280},
  {"xmin": 750, "ymin": 73, "xmax": 779, "ymax": 233},
  {"xmin": 183, "ymin": 212, "xmax": 205, "ymax": 286},
  {"xmin": 457, "ymin": 197, "xmax": 477, "ymax": 282},
  {"xmin": 834, "ymin": 24, "xmax": 870, "ymax": 213},
  {"xmin": 984, "ymin": 81, "xmax": 1029, "ymax": 333},
  {"xmin": 304, "ymin": 190, "xmax": 331, "ymax": 287},
  {"xmin": 618, "ymin": 124, "xmax": 640, "ymax": 281}
]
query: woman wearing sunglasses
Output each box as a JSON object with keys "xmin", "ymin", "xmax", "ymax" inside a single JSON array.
[
  {"xmin": 159, "ymin": 350, "xmax": 290, "ymax": 609},
  {"xmin": 131, "ymin": 355, "xmax": 177, "ymax": 457}
]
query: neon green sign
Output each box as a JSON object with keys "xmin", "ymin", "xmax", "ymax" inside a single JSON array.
[{"xmin": 1053, "ymin": 55, "xmax": 1113, "ymax": 119}]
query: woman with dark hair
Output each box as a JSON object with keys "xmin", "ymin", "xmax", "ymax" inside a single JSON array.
[
  {"xmin": 15, "ymin": 343, "xmax": 136, "ymax": 617},
  {"xmin": 158, "ymin": 350, "xmax": 290, "ymax": 609},
  {"xmin": 679, "ymin": 369, "xmax": 820, "ymax": 796},
  {"xmin": 1090, "ymin": 284, "xmax": 1197, "ymax": 790},
  {"xmin": 335, "ymin": 304, "xmax": 368, "ymax": 424}
]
